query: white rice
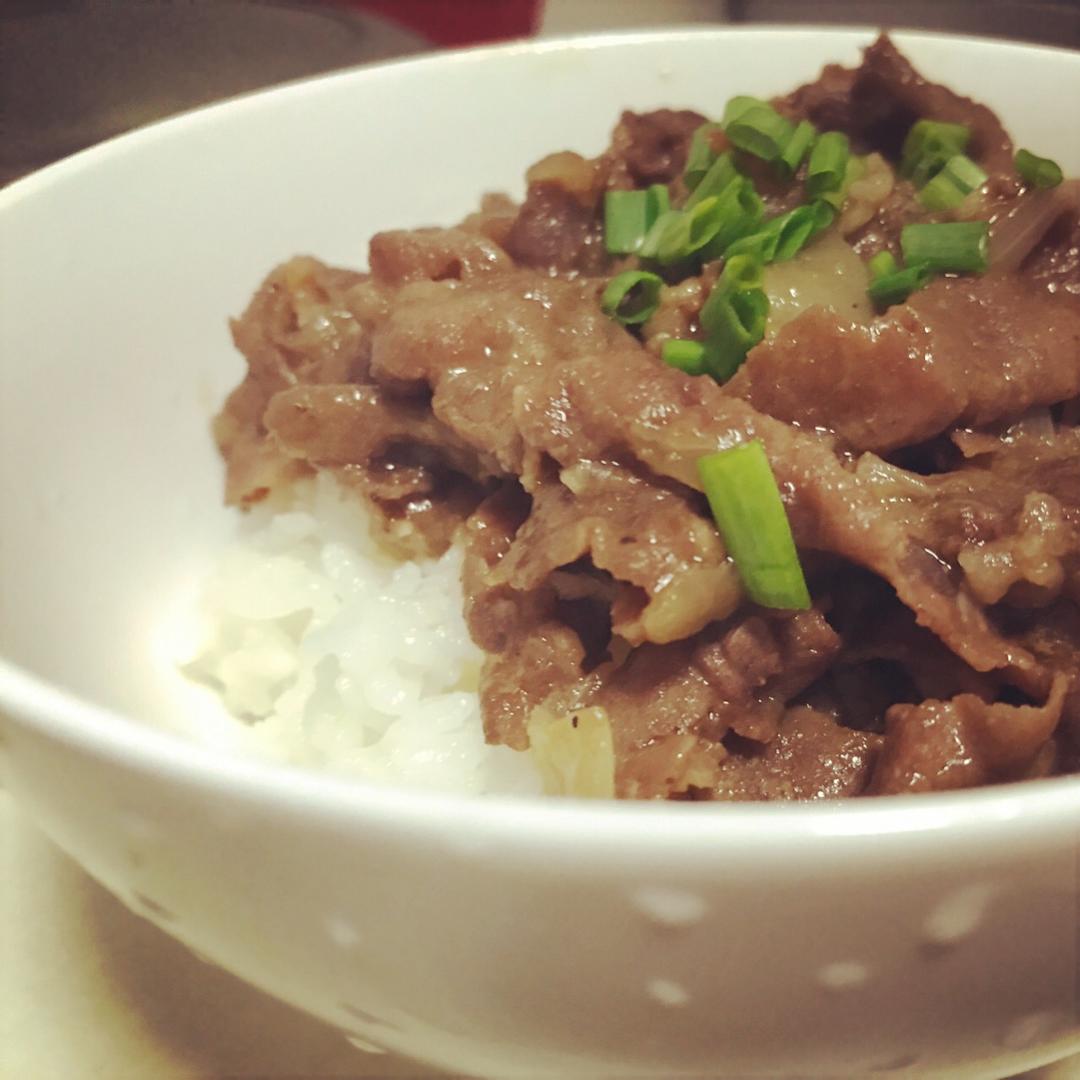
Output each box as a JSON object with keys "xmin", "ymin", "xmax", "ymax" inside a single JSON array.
[{"xmin": 183, "ymin": 473, "xmax": 541, "ymax": 796}]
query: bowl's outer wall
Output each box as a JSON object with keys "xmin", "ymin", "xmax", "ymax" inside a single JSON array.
[{"xmin": 2, "ymin": 28, "xmax": 1080, "ymax": 1078}]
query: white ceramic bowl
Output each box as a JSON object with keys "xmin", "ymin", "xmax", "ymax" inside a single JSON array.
[{"xmin": 2, "ymin": 28, "xmax": 1079, "ymax": 1079}]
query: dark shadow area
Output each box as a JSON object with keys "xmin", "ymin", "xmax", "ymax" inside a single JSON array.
[{"xmin": 0, "ymin": 0, "xmax": 426, "ymax": 183}]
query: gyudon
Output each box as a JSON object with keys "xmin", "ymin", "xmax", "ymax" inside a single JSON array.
[{"xmin": 202, "ymin": 36, "xmax": 1080, "ymax": 800}]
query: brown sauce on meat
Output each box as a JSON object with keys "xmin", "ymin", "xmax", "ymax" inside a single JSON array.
[{"xmin": 216, "ymin": 35, "xmax": 1080, "ymax": 800}]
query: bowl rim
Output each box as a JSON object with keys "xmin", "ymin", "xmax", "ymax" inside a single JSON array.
[{"xmin": 3, "ymin": 25, "xmax": 1080, "ymax": 844}]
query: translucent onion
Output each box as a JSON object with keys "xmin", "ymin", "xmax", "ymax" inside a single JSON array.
[{"xmin": 990, "ymin": 179, "xmax": 1080, "ymax": 273}]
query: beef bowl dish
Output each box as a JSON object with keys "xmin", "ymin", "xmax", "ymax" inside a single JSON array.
[{"xmin": 1, "ymin": 28, "xmax": 1079, "ymax": 1079}]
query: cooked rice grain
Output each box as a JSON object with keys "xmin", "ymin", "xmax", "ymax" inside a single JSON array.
[{"xmin": 185, "ymin": 473, "xmax": 540, "ymax": 795}]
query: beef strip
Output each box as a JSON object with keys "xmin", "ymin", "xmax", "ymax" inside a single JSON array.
[
  {"xmin": 216, "ymin": 257, "xmax": 368, "ymax": 505},
  {"xmin": 604, "ymin": 108, "xmax": 707, "ymax": 187},
  {"xmin": 489, "ymin": 461, "xmax": 740, "ymax": 647},
  {"xmin": 871, "ymin": 676, "xmax": 1067, "ymax": 794},
  {"xmin": 726, "ymin": 274, "xmax": 1080, "ymax": 454},
  {"xmin": 781, "ymin": 34, "xmax": 1013, "ymax": 174},
  {"xmin": 710, "ymin": 706, "xmax": 881, "ymax": 801}
]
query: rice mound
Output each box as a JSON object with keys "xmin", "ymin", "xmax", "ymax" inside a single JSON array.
[{"xmin": 185, "ymin": 473, "xmax": 540, "ymax": 796}]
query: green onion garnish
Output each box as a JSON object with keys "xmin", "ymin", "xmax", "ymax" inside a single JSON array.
[
  {"xmin": 696, "ymin": 177, "xmax": 766, "ymax": 261},
  {"xmin": 1015, "ymin": 148, "xmax": 1064, "ymax": 189},
  {"xmin": 727, "ymin": 200, "xmax": 834, "ymax": 264},
  {"xmin": 867, "ymin": 262, "xmax": 935, "ymax": 309},
  {"xmin": 722, "ymin": 98, "xmax": 795, "ymax": 163},
  {"xmin": 697, "ymin": 441, "xmax": 811, "ymax": 611},
  {"xmin": 684, "ymin": 123, "xmax": 724, "ymax": 191},
  {"xmin": 820, "ymin": 154, "xmax": 866, "ymax": 211},
  {"xmin": 699, "ymin": 274, "xmax": 769, "ymax": 382},
  {"xmin": 722, "ymin": 96, "xmax": 767, "ymax": 127},
  {"xmin": 771, "ymin": 204, "xmax": 835, "ymax": 261},
  {"xmin": 685, "ymin": 152, "xmax": 740, "ymax": 209},
  {"xmin": 639, "ymin": 197, "xmax": 731, "ymax": 265},
  {"xmin": 721, "ymin": 252, "xmax": 765, "ymax": 292},
  {"xmin": 637, "ymin": 209, "xmax": 681, "ymax": 260},
  {"xmin": 601, "ymin": 270, "xmax": 664, "ymax": 325},
  {"xmin": 778, "ymin": 120, "xmax": 817, "ymax": 178},
  {"xmin": 917, "ymin": 154, "xmax": 988, "ymax": 211},
  {"xmin": 900, "ymin": 221, "xmax": 990, "ymax": 274},
  {"xmin": 805, "ymin": 131, "xmax": 850, "ymax": 200},
  {"xmin": 868, "ymin": 250, "xmax": 899, "ymax": 280},
  {"xmin": 901, "ymin": 119, "xmax": 971, "ymax": 187},
  {"xmin": 661, "ymin": 338, "xmax": 708, "ymax": 375},
  {"xmin": 603, "ymin": 185, "xmax": 670, "ymax": 255}
]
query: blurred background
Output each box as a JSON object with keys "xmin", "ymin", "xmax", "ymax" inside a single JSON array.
[{"xmin": 3, "ymin": 0, "xmax": 1079, "ymax": 183}]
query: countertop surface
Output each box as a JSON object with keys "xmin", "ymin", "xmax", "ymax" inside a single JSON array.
[{"xmin": 4, "ymin": 788, "xmax": 1080, "ymax": 1080}]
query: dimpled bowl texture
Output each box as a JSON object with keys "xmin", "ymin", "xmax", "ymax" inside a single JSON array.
[{"xmin": 1, "ymin": 28, "xmax": 1079, "ymax": 1079}]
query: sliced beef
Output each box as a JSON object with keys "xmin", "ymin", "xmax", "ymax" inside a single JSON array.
[
  {"xmin": 366, "ymin": 272, "xmax": 629, "ymax": 481},
  {"xmin": 368, "ymin": 227, "xmax": 513, "ymax": 285},
  {"xmin": 727, "ymin": 274, "xmax": 1080, "ymax": 454},
  {"xmin": 263, "ymin": 383, "xmax": 494, "ymax": 557},
  {"xmin": 216, "ymin": 257, "xmax": 368, "ymax": 506},
  {"xmin": 871, "ymin": 677, "xmax": 1067, "ymax": 794},
  {"xmin": 605, "ymin": 108, "xmax": 707, "ymax": 187},
  {"xmin": 489, "ymin": 462, "xmax": 739, "ymax": 646},
  {"xmin": 852, "ymin": 35, "xmax": 1013, "ymax": 172},
  {"xmin": 503, "ymin": 183, "xmax": 608, "ymax": 274},
  {"xmin": 710, "ymin": 706, "xmax": 881, "ymax": 801},
  {"xmin": 779, "ymin": 34, "xmax": 1013, "ymax": 173},
  {"xmin": 216, "ymin": 37, "xmax": 1080, "ymax": 800},
  {"xmin": 528, "ymin": 347, "xmax": 1037, "ymax": 682}
]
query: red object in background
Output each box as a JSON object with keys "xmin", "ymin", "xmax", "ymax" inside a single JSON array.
[{"xmin": 344, "ymin": 1, "xmax": 541, "ymax": 47}]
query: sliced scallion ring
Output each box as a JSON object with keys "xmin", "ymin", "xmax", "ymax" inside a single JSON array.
[
  {"xmin": 661, "ymin": 338, "xmax": 708, "ymax": 375},
  {"xmin": 1015, "ymin": 148, "xmax": 1064, "ymax": 189},
  {"xmin": 600, "ymin": 270, "xmax": 664, "ymax": 325}
]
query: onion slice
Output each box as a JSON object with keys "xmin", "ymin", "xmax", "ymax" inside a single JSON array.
[{"xmin": 990, "ymin": 179, "xmax": 1080, "ymax": 273}]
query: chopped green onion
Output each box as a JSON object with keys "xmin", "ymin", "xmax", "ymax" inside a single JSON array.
[
  {"xmin": 727, "ymin": 200, "xmax": 834, "ymax": 264},
  {"xmin": 699, "ymin": 282, "xmax": 769, "ymax": 382},
  {"xmin": 900, "ymin": 221, "xmax": 989, "ymax": 274},
  {"xmin": 697, "ymin": 441, "xmax": 811, "ymax": 610},
  {"xmin": 868, "ymin": 250, "xmax": 899, "ymax": 279},
  {"xmin": 778, "ymin": 120, "xmax": 817, "ymax": 178},
  {"xmin": 638, "ymin": 209, "xmax": 682, "ymax": 260},
  {"xmin": 684, "ymin": 123, "xmax": 724, "ymax": 190},
  {"xmin": 661, "ymin": 338, "xmax": 708, "ymax": 375},
  {"xmin": 867, "ymin": 261, "xmax": 935, "ymax": 309},
  {"xmin": 917, "ymin": 154, "xmax": 988, "ymax": 211},
  {"xmin": 603, "ymin": 185, "xmax": 670, "ymax": 254},
  {"xmin": 1015, "ymin": 148, "xmax": 1063, "ymax": 189},
  {"xmin": 721, "ymin": 252, "xmax": 765, "ymax": 292},
  {"xmin": 645, "ymin": 183, "xmax": 671, "ymax": 224},
  {"xmin": 685, "ymin": 152, "xmax": 740, "ymax": 209},
  {"xmin": 901, "ymin": 119, "xmax": 971, "ymax": 186},
  {"xmin": 639, "ymin": 197, "xmax": 734, "ymax": 265},
  {"xmin": 820, "ymin": 153, "xmax": 866, "ymax": 211},
  {"xmin": 696, "ymin": 177, "xmax": 766, "ymax": 261},
  {"xmin": 772, "ymin": 201, "xmax": 836, "ymax": 260},
  {"xmin": 806, "ymin": 131, "xmax": 850, "ymax": 199},
  {"xmin": 601, "ymin": 270, "xmax": 664, "ymax": 325},
  {"xmin": 604, "ymin": 190, "xmax": 647, "ymax": 255},
  {"xmin": 723, "ymin": 100, "xmax": 795, "ymax": 163},
  {"xmin": 722, "ymin": 96, "xmax": 767, "ymax": 128}
]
